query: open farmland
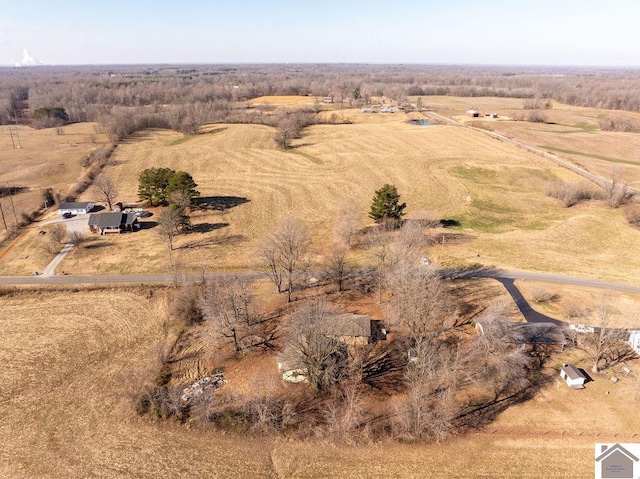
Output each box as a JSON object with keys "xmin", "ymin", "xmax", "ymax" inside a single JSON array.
[
  {"xmin": 424, "ymin": 96, "xmax": 640, "ymax": 189},
  {"xmin": 0, "ymin": 123, "xmax": 108, "ymax": 241},
  {"xmin": 40, "ymin": 111, "xmax": 635, "ymax": 284},
  {"xmin": 1, "ymin": 287, "xmax": 639, "ymax": 478}
]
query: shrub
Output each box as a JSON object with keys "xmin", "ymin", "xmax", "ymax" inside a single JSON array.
[
  {"xmin": 544, "ymin": 180, "xmax": 597, "ymax": 207},
  {"xmin": 527, "ymin": 110, "xmax": 548, "ymax": 123}
]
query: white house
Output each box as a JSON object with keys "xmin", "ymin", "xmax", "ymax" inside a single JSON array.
[
  {"xmin": 58, "ymin": 202, "xmax": 94, "ymax": 216},
  {"xmin": 560, "ymin": 363, "xmax": 587, "ymax": 389}
]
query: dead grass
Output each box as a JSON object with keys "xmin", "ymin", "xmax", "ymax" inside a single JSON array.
[
  {"xmin": 0, "ymin": 115, "xmax": 632, "ymax": 284},
  {"xmin": 63, "ymin": 121, "xmax": 573, "ymax": 274},
  {"xmin": 0, "ymin": 123, "xmax": 109, "ymax": 242},
  {"xmin": 2, "ymin": 286, "xmax": 639, "ymax": 478},
  {"xmin": 516, "ymin": 281, "xmax": 640, "ymax": 328}
]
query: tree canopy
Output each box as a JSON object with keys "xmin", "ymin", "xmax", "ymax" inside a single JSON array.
[
  {"xmin": 138, "ymin": 168, "xmax": 199, "ymax": 206},
  {"xmin": 369, "ymin": 184, "xmax": 406, "ymax": 224},
  {"xmin": 166, "ymin": 171, "xmax": 200, "ymax": 200}
]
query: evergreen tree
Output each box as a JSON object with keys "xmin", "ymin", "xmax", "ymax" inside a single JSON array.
[
  {"xmin": 166, "ymin": 171, "xmax": 200, "ymax": 204},
  {"xmin": 138, "ymin": 167, "xmax": 175, "ymax": 205},
  {"xmin": 369, "ymin": 184, "xmax": 406, "ymax": 224}
]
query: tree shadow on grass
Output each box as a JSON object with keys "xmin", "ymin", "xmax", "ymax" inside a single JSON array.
[
  {"xmin": 179, "ymin": 234, "xmax": 246, "ymax": 250},
  {"xmin": 188, "ymin": 222, "xmax": 229, "ymax": 234},
  {"xmin": 454, "ymin": 368, "xmax": 550, "ymax": 433},
  {"xmin": 138, "ymin": 221, "xmax": 158, "ymax": 230},
  {"xmin": 83, "ymin": 241, "xmax": 110, "ymax": 250},
  {"xmin": 194, "ymin": 196, "xmax": 250, "ymax": 211},
  {"xmin": 440, "ymin": 219, "xmax": 461, "ymax": 228}
]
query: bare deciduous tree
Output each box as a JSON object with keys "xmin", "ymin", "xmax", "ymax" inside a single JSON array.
[
  {"xmin": 256, "ymin": 216, "xmax": 309, "ymax": 302},
  {"xmin": 201, "ymin": 278, "xmax": 263, "ymax": 355},
  {"xmin": 92, "ymin": 173, "xmax": 118, "ymax": 211},
  {"xmin": 49, "ymin": 224, "xmax": 66, "ymax": 244},
  {"xmin": 333, "ymin": 202, "xmax": 362, "ymax": 247},
  {"xmin": 580, "ymin": 301, "xmax": 629, "ymax": 373},
  {"xmin": 602, "ymin": 170, "xmax": 634, "ymax": 208},
  {"xmin": 324, "ymin": 243, "xmax": 351, "ymax": 292},
  {"xmin": 67, "ymin": 230, "xmax": 85, "ymax": 248},
  {"xmin": 157, "ymin": 207, "xmax": 188, "ymax": 251},
  {"xmin": 283, "ymin": 300, "xmax": 348, "ymax": 390}
]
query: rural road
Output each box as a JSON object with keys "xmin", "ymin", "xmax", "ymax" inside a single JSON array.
[
  {"xmin": 445, "ymin": 268, "xmax": 640, "ymax": 294},
  {"xmin": 1, "ymin": 267, "xmax": 638, "ymax": 294}
]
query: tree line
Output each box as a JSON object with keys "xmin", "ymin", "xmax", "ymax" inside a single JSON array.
[{"xmin": 5, "ymin": 64, "xmax": 640, "ymax": 129}]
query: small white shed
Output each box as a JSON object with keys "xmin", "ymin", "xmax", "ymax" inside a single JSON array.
[{"xmin": 560, "ymin": 363, "xmax": 587, "ymax": 389}]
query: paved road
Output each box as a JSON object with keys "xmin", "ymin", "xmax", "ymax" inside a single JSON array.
[{"xmin": 1, "ymin": 267, "xmax": 638, "ymax": 294}]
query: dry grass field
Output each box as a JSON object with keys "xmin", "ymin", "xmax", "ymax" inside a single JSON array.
[
  {"xmin": 0, "ymin": 123, "xmax": 108, "ymax": 239},
  {"xmin": 423, "ymin": 95, "xmax": 640, "ymax": 189},
  {"xmin": 2, "ymin": 287, "xmax": 639, "ymax": 478},
  {"xmin": 1, "ymin": 108, "xmax": 636, "ymax": 282},
  {"xmin": 80, "ymin": 120, "xmax": 551, "ymax": 274},
  {"xmin": 516, "ymin": 280, "xmax": 640, "ymax": 329}
]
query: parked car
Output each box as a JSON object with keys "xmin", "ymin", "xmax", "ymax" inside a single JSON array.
[{"xmin": 62, "ymin": 212, "xmax": 73, "ymax": 218}]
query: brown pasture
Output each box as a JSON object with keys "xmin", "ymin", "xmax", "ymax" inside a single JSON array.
[
  {"xmin": 0, "ymin": 123, "xmax": 108, "ymax": 240},
  {"xmin": 2, "ymin": 110, "xmax": 637, "ymax": 283}
]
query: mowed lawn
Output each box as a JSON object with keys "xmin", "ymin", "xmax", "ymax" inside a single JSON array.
[
  {"xmin": 72, "ymin": 120, "xmax": 528, "ymax": 272},
  {"xmin": 2, "ymin": 288, "xmax": 638, "ymax": 478}
]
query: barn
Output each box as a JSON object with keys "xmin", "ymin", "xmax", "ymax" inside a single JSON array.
[{"xmin": 58, "ymin": 202, "xmax": 94, "ymax": 216}]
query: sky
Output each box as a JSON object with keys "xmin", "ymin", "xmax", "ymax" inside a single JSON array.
[{"xmin": 1, "ymin": 0, "xmax": 640, "ymax": 66}]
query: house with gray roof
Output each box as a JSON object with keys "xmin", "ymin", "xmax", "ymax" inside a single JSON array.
[{"xmin": 88, "ymin": 212, "xmax": 139, "ymax": 235}]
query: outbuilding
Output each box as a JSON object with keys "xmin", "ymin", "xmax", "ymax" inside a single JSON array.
[
  {"xmin": 58, "ymin": 202, "xmax": 94, "ymax": 216},
  {"xmin": 560, "ymin": 363, "xmax": 587, "ymax": 389}
]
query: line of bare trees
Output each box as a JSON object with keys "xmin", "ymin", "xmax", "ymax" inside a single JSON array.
[{"xmin": 7, "ymin": 64, "xmax": 640, "ymax": 133}]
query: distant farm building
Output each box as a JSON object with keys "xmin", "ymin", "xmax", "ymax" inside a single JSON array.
[
  {"xmin": 88, "ymin": 212, "xmax": 139, "ymax": 235},
  {"xmin": 466, "ymin": 109, "xmax": 480, "ymax": 118},
  {"xmin": 560, "ymin": 363, "xmax": 587, "ymax": 389},
  {"xmin": 58, "ymin": 202, "xmax": 94, "ymax": 216},
  {"xmin": 323, "ymin": 96, "xmax": 334, "ymax": 103}
]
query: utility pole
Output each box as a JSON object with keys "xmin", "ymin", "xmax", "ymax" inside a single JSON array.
[
  {"xmin": 0, "ymin": 200, "xmax": 7, "ymax": 231},
  {"xmin": 14, "ymin": 128, "xmax": 21, "ymax": 149},
  {"xmin": 8, "ymin": 189, "xmax": 18, "ymax": 225}
]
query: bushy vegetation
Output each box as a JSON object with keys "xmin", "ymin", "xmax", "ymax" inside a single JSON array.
[{"xmin": 135, "ymin": 219, "xmax": 537, "ymax": 443}]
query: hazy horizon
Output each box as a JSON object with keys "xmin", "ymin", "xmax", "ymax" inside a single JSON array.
[{"xmin": 2, "ymin": 0, "xmax": 640, "ymax": 67}]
